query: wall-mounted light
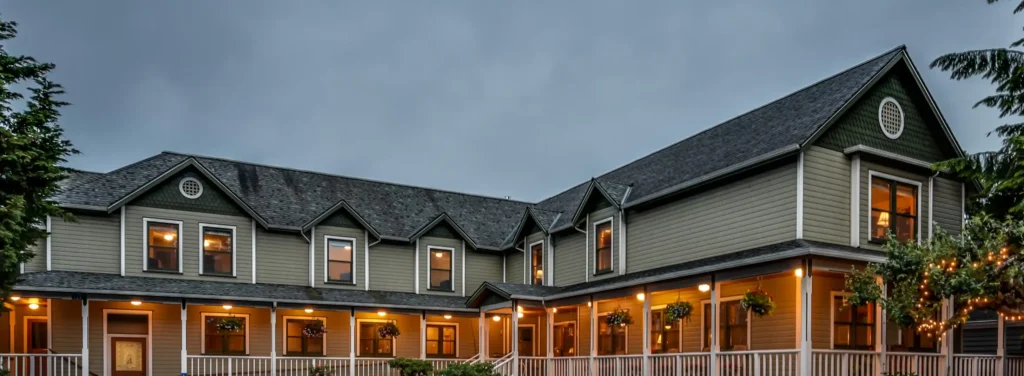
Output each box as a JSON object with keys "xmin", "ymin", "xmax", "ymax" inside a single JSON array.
[
  {"xmin": 223, "ymin": 305, "xmax": 233, "ymax": 310},
  {"xmin": 795, "ymin": 268, "xmax": 804, "ymax": 278},
  {"xmin": 492, "ymin": 315, "xmax": 501, "ymax": 322},
  {"xmin": 305, "ymin": 308, "xmax": 314, "ymax": 313},
  {"xmin": 517, "ymin": 312, "xmax": 524, "ymax": 319},
  {"xmin": 587, "ymin": 301, "xmax": 592, "ymax": 307},
  {"xmin": 28, "ymin": 303, "xmax": 39, "ymax": 310},
  {"xmin": 443, "ymin": 314, "xmax": 452, "ymax": 320},
  {"xmin": 378, "ymin": 311, "xmax": 387, "ymax": 317},
  {"xmin": 552, "ymin": 308, "xmax": 558, "ymax": 313},
  {"xmin": 9, "ymin": 296, "xmax": 19, "ymax": 301},
  {"xmin": 636, "ymin": 293, "xmax": 645, "ymax": 301},
  {"xmin": 698, "ymin": 284, "xmax": 711, "ymax": 293},
  {"xmin": 131, "ymin": 300, "xmax": 142, "ymax": 306}
]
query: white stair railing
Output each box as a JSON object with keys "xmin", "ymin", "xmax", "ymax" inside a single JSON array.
[{"xmin": 492, "ymin": 352, "xmax": 515, "ymax": 375}]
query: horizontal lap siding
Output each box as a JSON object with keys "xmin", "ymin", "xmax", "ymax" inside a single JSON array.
[
  {"xmin": 721, "ymin": 276, "xmax": 797, "ymax": 350},
  {"xmin": 811, "ymin": 274, "xmax": 846, "ymax": 349},
  {"xmin": 314, "ymin": 225, "xmax": 364, "ymax": 290},
  {"xmin": 125, "ymin": 205, "xmax": 254, "ymax": 282},
  {"xmin": 932, "ymin": 177, "xmax": 963, "ymax": 236},
  {"xmin": 505, "ymin": 251, "xmax": 525, "ymax": 284},
  {"xmin": 255, "ymin": 228, "xmax": 309, "ymax": 286},
  {"xmin": 22, "ymin": 242, "xmax": 45, "ymax": 273},
  {"xmin": 51, "ymin": 213, "xmax": 120, "ymax": 274},
  {"xmin": 553, "ymin": 232, "xmax": 585, "ymax": 286},
  {"xmin": 369, "ymin": 243, "xmax": 415, "ymax": 293},
  {"xmin": 51, "ymin": 299, "xmax": 83, "ymax": 354},
  {"xmin": 859, "ymin": 162, "xmax": 930, "ymax": 250},
  {"xmin": 276, "ymin": 308, "xmax": 350, "ymax": 357},
  {"xmin": 487, "ymin": 316, "xmax": 507, "ymax": 356},
  {"xmin": 465, "ymin": 251, "xmax": 502, "ymax": 294},
  {"xmin": 803, "ymin": 146, "xmax": 852, "ymax": 245},
  {"xmin": 627, "ymin": 164, "xmax": 798, "ymax": 272},
  {"xmin": 420, "ymin": 236, "xmax": 463, "ymax": 296}
]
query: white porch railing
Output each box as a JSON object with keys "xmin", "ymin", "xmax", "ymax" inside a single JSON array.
[
  {"xmin": 518, "ymin": 356, "xmax": 548, "ymax": 376},
  {"xmin": 1007, "ymin": 356, "xmax": 1024, "ymax": 376},
  {"xmin": 492, "ymin": 352, "xmax": 514, "ymax": 375},
  {"xmin": 427, "ymin": 359, "xmax": 461, "ymax": 371},
  {"xmin": 352, "ymin": 358, "xmax": 398, "ymax": 376},
  {"xmin": 811, "ymin": 350, "xmax": 878, "ymax": 376},
  {"xmin": 187, "ymin": 355, "xmax": 273, "ymax": 376},
  {"xmin": 951, "ymin": 354, "xmax": 999, "ymax": 376},
  {"xmin": 278, "ymin": 357, "xmax": 351, "ymax": 376},
  {"xmin": 649, "ymin": 352, "xmax": 710, "ymax": 376},
  {"xmin": 551, "ymin": 356, "xmax": 591, "ymax": 376},
  {"xmin": 593, "ymin": 355, "xmax": 644, "ymax": 376},
  {"xmin": 718, "ymin": 349, "xmax": 800, "ymax": 376},
  {"xmin": 0, "ymin": 354, "xmax": 84, "ymax": 376},
  {"xmin": 886, "ymin": 352, "xmax": 945, "ymax": 376}
]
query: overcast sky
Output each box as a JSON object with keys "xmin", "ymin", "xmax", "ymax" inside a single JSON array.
[{"xmin": 4, "ymin": 1, "xmax": 1019, "ymax": 202}]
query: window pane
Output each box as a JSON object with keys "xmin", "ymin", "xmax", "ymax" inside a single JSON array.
[
  {"xmin": 204, "ymin": 250, "xmax": 232, "ymax": 274},
  {"xmin": 148, "ymin": 223, "xmax": 178, "ymax": 247},
  {"xmin": 443, "ymin": 327, "xmax": 456, "ymax": 341},
  {"xmin": 896, "ymin": 216, "xmax": 916, "ymax": 242},
  {"xmin": 896, "ymin": 184, "xmax": 916, "ymax": 215},
  {"xmin": 427, "ymin": 326, "xmax": 439, "ymax": 341},
  {"xmin": 307, "ymin": 339, "xmax": 323, "ymax": 354},
  {"xmin": 871, "ymin": 210, "xmax": 890, "ymax": 239},
  {"xmin": 597, "ymin": 247, "xmax": 611, "ymax": 271},
  {"xmin": 834, "ymin": 324, "xmax": 851, "ymax": 346},
  {"xmin": 360, "ymin": 323, "xmax": 376, "ymax": 339},
  {"xmin": 430, "ymin": 250, "xmax": 451, "ymax": 270},
  {"xmin": 596, "ymin": 223, "xmax": 612, "ymax": 249},
  {"xmin": 855, "ymin": 304, "xmax": 875, "ymax": 325},
  {"xmin": 287, "ymin": 338, "xmax": 303, "ymax": 352},
  {"xmin": 443, "ymin": 341, "xmax": 455, "ymax": 355},
  {"xmin": 203, "ymin": 229, "xmax": 232, "ymax": 252},
  {"xmin": 871, "ymin": 179, "xmax": 891, "ymax": 211},
  {"xmin": 328, "ymin": 240, "xmax": 353, "ymax": 262},
  {"xmin": 431, "ymin": 270, "xmax": 452, "ymax": 290},
  {"xmin": 149, "ymin": 247, "xmax": 178, "ymax": 271},
  {"xmin": 359, "ymin": 339, "xmax": 374, "ymax": 355},
  {"xmin": 834, "ymin": 298, "xmax": 852, "ymax": 322},
  {"xmin": 377, "ymin": 340, "xmax": 393, "ymax": 355},
  {"xmin": 855, "ymin": 325, "xmax": 873, "ymax": 348},
  {"xmin": 329, "ymin": 261, "xmax": 352, "ymax": 282},
  {"xmin": 703, "ymin": 304, "xmax": 712, "ymax": 350},
  {"xmin": 427, "ymin": 341, "xmax": 439, "ymax": 355},
  {"xmin": 287, "ymin": 322, "xmax": 303, "ymax": 336},
  {"xmin": 206, "ymin": 335, "xmax": 224, "ymax": 354}
]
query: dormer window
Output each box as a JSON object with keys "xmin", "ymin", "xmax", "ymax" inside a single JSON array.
[
  {"xmin": 870, "ymin": 176, "xmax": 918, "ymax": 243},
  {"xmin": 594, "ymin": 219, "xmax": 613, "ymax": 274},
  {"xmin": 530, "ymin": 241, "xmax": 544, "ymax": 285},
  {"xmin": 429, "ymin": 247, "xmax": 454, "ymax": 291},
  {"xmin": 145, "ymin": 219, "xmax": 181, "ymax": 272}
]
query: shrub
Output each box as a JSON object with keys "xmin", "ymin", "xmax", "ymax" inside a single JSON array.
[
  {"xmin": 0, "ymin": 367, "xmax": 8, "ymax": 376},
  {"xmin": 307, "ymin": 363, "xmax": 333, "ymax": 376},
  {"xmin": 435, "ymin": 362, "xmax": 500, "ymax": 376},
  {"xmin": 387, "ymin": 357, "xmax": 433, "ymax": 376}
]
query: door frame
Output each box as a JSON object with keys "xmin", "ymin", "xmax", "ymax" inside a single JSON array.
[
  {"xmin": 517, "ymin": 324, "xmax": 537, "ymax": 356},
  {"xmin": 103, "ymin": 309, "xmax": 152, "ymax": 376},
  {"xmin": 22, "ymin": 315, "xmax": 48, "ymax": 353}
]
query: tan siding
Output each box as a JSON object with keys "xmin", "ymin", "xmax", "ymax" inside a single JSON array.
[
  {"xmin": 50, "ymin": 213, "xmax": 120, "ymax": 274},
  {"xmin": 932, "ymin": 177, "xmax": 963, "ymax": 236},
  {"xmin": 255, "ymin": 228, "xmax": 309, "ymax": 286},
  {"xmin": 125, "ymin": 205, "xmax": 254, "ymax": 282},
  {"xmin": 811, "ymin": 274, "xmax": 847, "ymax": 349},
  {"xmin": 368, "ymin": 243, "xmax": 415, "ymax": 293},
  {"xmin": 487, "ymin": 316, "xmax": 507, "ymax": 357},
  {"xmin": 505, "ymin": 251, "xmax": 525, "ymax": 285},
  {"xmin": 465, "ymin": 251, "xmax": 502, "ymax": 294},
  {"xmin": 50, "ymin": 299, "xmax": 83, "ymax": 354},
  {"xmin": 276, "ymin": 308, "xmax": 350, "ymax": 357},
  {"xmin": 420, "ymin": 237, "xmax": 463, "ymax": 296},
  {"xmin": 88, "ymin": 301, "xmax": 182, "ymax": 375},
  {"xmin": 578, "ymin": 307, "xmax": 591, "ymax": 356},
  {"xmin": 313, "ymin": 225, "xmax": 364, "ymax": 290},
  {"xmin": 553, "ymin": 232, "xmax": 585, "ymax": 287},
  {"xmin": 517, "ymin": 312, "xmax": 546, "ymax": 356},
  {"xmin": 588, "ymin": 207, "xmax": 619, "ymax": 281},
  {"xmin": 803, "ymin": 146, "xmax": 852, "ymax": 245},
  {"xmin": 720, "ymin": 275, "xmax": 797, "ymax": 350},
  {"xmin": 859, "ymin": 161, "xmax": 930, "ymax": 250},
  {"xmin": 187, "ymin": 305, "xmax": 271, "ymax": 356},
  {"xmin": 22, "ymin": 241, "xmax": 45, "ymax": 273},
  {"xmin": 627, "ymin": 164, "xmax": 798, "ymax": 272},
  {"xmin": 353, "ymin": 312, "xmax": 420, "ymax": 358}
]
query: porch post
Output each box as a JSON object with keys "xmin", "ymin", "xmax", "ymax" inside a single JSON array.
[
  {"xmin": 180, "ymin": 301, "xmax": 186, "ymax": 376},
  {"xmin": 512, "ymin": 300, "xmax": 520, "ymax": 376},
  {"xmin": 710, "ymin": 279, "xmax": 719, "ymax": 376},
  {"xmin": 82, "ymin": 298, "xmax": 89, "ymax": 376},
  {"xmin": 878, "ymin": 278, "xmax": 887, "ymax": 374},
  {"xmin": 589, "ymin": 297, "xmax": 597, "ymax": 372},
  {"xmin": 997, "ymin": 314, "xmax": 1006, "ymax": 376},
  {"xmin": 546, "ymin": 308, "xmax": 554, "ymax": 376},
  {"xmin": 642, "ymin": 285, "xmax": 651, "ymax": 375},
  {"xmin": 350, "ymin": 308, "xmax": 356, "ymax": 376},
  {"xmin": 944, "ymin": 297, "xmax": 955, "ymax": 376},
  {"xmin": 479, "ymin": 310, "xmax": 486, "ymax": 359},
  {"xmin": 799, "ymin": 261, "xmax": 812, "ymax": 376},
  {"xmin": 420, "ymin": 311, "xmax": 427, "ymax": 359},
  {"xmin": 270, "ymin": 304, "xmax": 277, "ymax": 375}
]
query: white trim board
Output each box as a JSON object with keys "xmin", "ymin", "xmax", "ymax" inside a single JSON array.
[
  {"xmin": 198, "ymin": 223, "xmax": 238, "ymax": 277},
  {"xmin": 103, "ymin": 309, "xmax": 154, "ymax": 376},
  {"xmin": 141, "ymin": 218, "xmax": 184, "ymax": 273}
]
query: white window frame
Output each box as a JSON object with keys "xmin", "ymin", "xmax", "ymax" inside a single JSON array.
[
  {"xmin": 142, "ymin": 218, "xmax": 184, "ymax": 273},
  {"xmin": 829, "ymin": 291, "xmax": 878, "ymax": 350},
  {"xmin": 323, "ymin": 235, "xmax": 358, "ymax": 284},
  {"xmin": 592, "ymin": 217, "xmax": 614, "ymax": 275},
  {"xmin": 700, "ymin": 296, "xmax": 751, "ymax": 351},
  {"xmin": 528, "ymin": 240, "xmax": 545, "ymax": 286},
  {"xmin": 553, "ymin": 320, "xmax": 579, "ymax": 357},
  {"xmin": 355, "ymin": 318, "xmax": 397, "ymax": 358},
  {"xmin": 427, "ymin": 246, "xmax": 456, "ymax": 292},
  {"xmin": 199, "ymin": 223, "xmax": 237, "ymax": 277},
  {"xmin": 867, "ymin": 170, "xmax": 923, "ymax": 244},
  {"xmin": 200, "ymin": 312, "xmax": 250, "ymax": 355},
  {"xmin": 595, "ymin": 311, "xmax": 629, "ymax": 355},
  {"xmin": 282, "ymin": 315, "xmax": 328, "ymax": 356},
  {"xmin": 424, "ymin": 321, "xmax": 460, "ymax": 358},
  {"xmin": 649, "ymin": 303, "xmax": 684, "ymax": 354}
]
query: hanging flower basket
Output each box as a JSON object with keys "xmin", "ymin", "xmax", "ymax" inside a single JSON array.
[
  {"xmin": 665, "ymin": 301, "xmax": 693, "ymax": 323},
  {"xmin": 211, "ymin": 317, "xmax": 245, "ymax": 332},
  {"xmin": 740, "ymin": 289, "xmax": 776, "ymax": 317},
  {"xmin": 303, "ymin": 321, "xmax": 328, "ymax": 338},
  {"xmin": 606, "ymin": 309, "xmax": 633, "ymax": 326},
  {"xmin": 378, "ymin": 322, "xmax": 401, "ymax": 338}
]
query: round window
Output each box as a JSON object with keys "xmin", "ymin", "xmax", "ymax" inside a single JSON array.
[
  {"xmin": 179, "ymin": 177, "xmax": 203, "ymax": 199},
  {"xmin": 878, "ymin": 97, "xmax": 905, "ymax": 139}
]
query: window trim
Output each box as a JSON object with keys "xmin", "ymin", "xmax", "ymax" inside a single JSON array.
[
  {"xmin": 553, "ymin": 320, "xmax": 579, "ymax": 357},
  {"xmin": 700, "ymin": 297, "xmax": 751, "ymax": 351},
  {"xmin": 867, "ymin": 171, "xmax": 922, "ymax": 244},
  {"xmin": 424, "ymin": 321, "xmax": 459, "ymax": 358},
  {"xmin": 427, "ymin": 246, "xmax": 456, "ymax": 292},
  {"xmin": 596, "ymin": 311, "xmax": 629, "ymax": 355},
  {"xmin": 282, "ymin": 315, "xmax": 328, "ymax": 356},
  {"xmin": 830, "ymin": 291, "xmax": 876, "ymax": 351},
  {"xmin": 200, "ymin": 312, "xmax": 250, "ymax": 355},
  {"xmin": 355, "ymin": 319, "xmax": 396, "ymax": 358},
  {"xmin": 199, "ymin": 223, "xmax": 237, "ymax": 277},
  {"xmin": 323, "ymin": 235, "xmax": 357, "ymax": 285},
  {"xmin": 142, "ymin": 218, "xmax": 184, "ymax": 273},
  {"xmin": 529, "ymin": 240, "xmax": 545, "ymax": 286},
  {"xmin": 592, "ymin": 217, "xmax": 614, "ymax": 275},
  {"xmin": 649, "ymin": 304, "xmax": 684, "ymax": 354}
]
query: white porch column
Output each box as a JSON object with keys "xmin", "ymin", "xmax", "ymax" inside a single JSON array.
[
  {"xmin": 998, "ymin": 314, "xmax": 1006, "ymax": 376},
  {"xmin": 546, "ymin": 308, "xmax": 555, "ymax": 376},
  {"xmin": 878, "ymin": 278, "xmax": 887, "ymax": 373},
  {"xmin": 420, "ymin": 311, "xmax": 427, "ymax": 359},
  {"xmin": 799, "ymin": 262, "xmax": 812, "ymax": 376},
  {"xmin": 642, "ymin": 286, "xmax": 651, "ymax": 375},
  {"xmin": 350, "ymin": 308, "xmax": 356, "ymax": 376},
  {"xmin": 82, "ymin": 299, "xmax": 90, "ymax": 376},
  {"xmin": 180, "ymin": 301, "xmax": 186, "ymax": 376},
  {"xmin": 710, "ymin": 280, "xmax": 720, "ymax": 376},
  {"xmin": 512, "ymin": 301, "xmax": 520, "ymax": 376},
  {"xmin": 944, "ymin": 297, "xmax": 955, "ymax": 376},
  {"xmin": 270, "ymin": 304, "xmax": 277, "ymax": 375},
  {"xmin": 589, "ymin": 298, "xmax": 597, "ymax": 372},
  {"xmin": 479, "ymin": 311, "xmax": 487, "ymax": 359}
]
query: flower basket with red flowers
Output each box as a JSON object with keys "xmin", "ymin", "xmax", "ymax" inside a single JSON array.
[
  {"xmin": 378, "ymin": 322, "xmax": 401, "ymax": 338},
  {"xmin": 303, "ymin": 320, "xmax": 327, "ymax": 338}
]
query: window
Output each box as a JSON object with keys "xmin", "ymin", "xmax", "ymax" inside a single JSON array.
[
  {"xmin": 429, "ymin": 247, "xmax": 453, "ymax": 291},
  {"xmin": 203, "ymin": 315, "xmax": 247, "ymax": 355},
  {"xmin": 425, "ymin": 324, "xmax": 457, "ymax": 358},
  {"xmin": 553, "ymin": 322, "xmax": 576, "ymax": 356},
  {"xmin": 594, "ymin": 220, "xmax": 612, "ymax": 274},
  {"xmin": 358, "ymin": 321, "xmax": 395, "ymax": 357},
  {"xmin": 703, "ymin": 301, "xmax": 748, "ymax": 351},
  {"xmin": 530, "ymin": 241, "xmax": 544, "ymax": 286},
  {"xmin": 651, "ymin": 309, "xmax": 681, "ymax": 353},
  {"xmin": 327, "ymin": 237, "xmax": 354, "ymax": 283},
  {"xmin": 871, "ymin": 176, "xmax": 918, "ymax": 243},
  {"xmin": 146, "ymin": 220, "xmax": 181, "ymax": 272},
  {"xmin": 833, "ymin": 295, "xmax": 876, "ymax": 350},
  {"xmin": 898, "ymin": 327, "xmax": 937, "ymax": 352},
  {"xmin": 285, "ymin": 318, "xmax": 325, "ymax": 356},
  {"xmin": 201, "ymin": 224, "xmax": 234, "ymax": 275},
  {"xmin": 597, "ymin": 313, "xmax": 627, "ymax": 355}
]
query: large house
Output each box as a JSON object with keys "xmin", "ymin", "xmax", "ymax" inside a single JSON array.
[{"xmin": 2, "ymin": 46, "xmax": 1017, "ymax": 376}]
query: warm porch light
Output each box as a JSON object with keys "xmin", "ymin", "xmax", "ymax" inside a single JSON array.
[
  {"xmin": 636, "ymin": 293, "xmax": 645, "ymax": 301},
  {"xmin": 698, "ymin": 284, "xmax": 711, "ymax": 293},
  {"xmin": 517, "ymin": 312, "xmax": 524, "ymax": 318},
  {"xmin": 443, "ymin": 314, "xmax": 452, "ymax": 319},
  {"xmin": 305, "ymin": 308, "xmax": 314, "ymax": 313},
  {"xmin": 552, "ymin": 308, "xmax": 557, "ymax": 313},
  {"xmin": 9, "ymin": 296, "xmax": 19, "ymax": 301},
  {"xmin": 378, "ymin": 311, "xmax": 387, "ymax": 317},
  {"xmin": 587, "ymin": 301, "xmax": 592, "ymax": 307},
  {"xmin": 28, "ymin": 303, "xmax": 39, "ymax": 310},
  {"xmin": 877, "ymin": 212, "xmax": 890, "ymax": 227},
  {"xmin": 223, "ymin": 305, "xmax": 233, "ymax": 310},
  {"xmin": 795, "ymin": 268, "xmax": 804, "ymax": 277},
  {"xmin": 131, "ymin": 300, "xmax": 142, "ymax": 306},
  {"xmin": 517, "ymin": 305, "xmax": 523, "ymax": 312},
  {"xmin": 492, "ymin": 315, "xmax": 501, "ymax": 322}
]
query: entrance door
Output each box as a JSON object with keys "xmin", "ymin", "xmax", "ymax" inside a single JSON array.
[
  {"xmin": 517, "ymin": 326, "xmax": 535, "ymax": 356},
  {"xmin": 110, "ymin": 337, "xmax": 146, "ymax": 376}
]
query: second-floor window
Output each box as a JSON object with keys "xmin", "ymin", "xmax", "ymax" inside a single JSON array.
[
  {"xmin": 871, "ymin": 176, "xmax": 917, "ymax": 243},
  {"xmin": 146, "ymin": 220, "xmax": 180, "ymax": 272},
  {"xmin": 425, "ymin": 324, "xmax": 457, "ymax": 358},
  {"xmin": 594, "ymin": 220, "xmax": 612, "ymax": 274},
  {"xmin": 530, "ymin": 241, "xmax": 544, "ymax": 285},
  {"xmin": 201, "ymin": 224, "xmax": 234, "ymax": 275},
  {"xmin": 833, "ymin": 295, "xmax": 876, "ymax": 350},
  {"xmin": 327, "ymin": 238, "xmax": 354, "ymax": 283},
  {"xmin": 429, "ymin": 247, "xmax": 453, "ymax": 291}
]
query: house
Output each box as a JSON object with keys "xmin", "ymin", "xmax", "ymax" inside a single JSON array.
[{"xmin": 2, "ymin": 45, "xmax": 1015, "ymax": 376}]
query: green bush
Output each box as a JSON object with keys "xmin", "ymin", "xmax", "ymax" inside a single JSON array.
[
  {"xmin": 435, "ymin": 362, "xmax": 500, "ymax": 376},
  {"xmin": 387, "ymin": 357, "xmax": 434, "ymax": 376},
  {"xmin": 0, "ymin": 368, "xmax": 8, "ymax": 376}
]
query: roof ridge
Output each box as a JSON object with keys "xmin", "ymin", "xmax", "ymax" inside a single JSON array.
[{"xmin": 162, "ymin": 151, "xmax": 537, "ymax": 205}]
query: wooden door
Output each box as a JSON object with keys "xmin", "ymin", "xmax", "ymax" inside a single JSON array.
[
  {"xmin": 110, "ymin": 337, "xmax": 147, "ymax": 376},
  {"xmin": 517, "ymin": 326, "xmax": 535, "ymax": 356},
  {"xmin": 25, "ymin": 318, "xmax": 47, "ymax": 376}
]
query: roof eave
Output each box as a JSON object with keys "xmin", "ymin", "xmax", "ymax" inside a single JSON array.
[
  {"xmin": 301, "ymin": 200, "xmax": 382, "ymax": 239},
  {"xmin": 408, "ymin": 213, "xmax": 482, "ymax": 250}
]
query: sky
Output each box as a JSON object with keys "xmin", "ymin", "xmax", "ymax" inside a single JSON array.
[{"xmin": 4, "ymin": 1, "xmax": 1020, "ymax": 202}]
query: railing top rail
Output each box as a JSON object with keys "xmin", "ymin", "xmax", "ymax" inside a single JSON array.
[
  {"xmin": 277, "ymin": 356, "xmax": 349, "ymax": 360},
  {"xmin": 648, "ymin": 352, "xmax": 712, "ymax": 357},
  {"xmin": 0, "ymin": 354, "xmax": 84, "ymax": 357},
  {"xmin": 719, "ymin": 349, "xmax": 801, "ymax": 355},
  {"xmin": 953, "ymin": 354, "xmax": 1001, "ymax": 358},
  {"xmin": 887, "ymin": 352, "xmax": 944, "ymax": 357},
  {"xmin": 593, "ymin": 354, "xmax": 645, "ymax": 358},
  {"xmin": 551, "ymin": 356, "xmax": 594, "ymax": 360},
  {"xmin": 811, "ymin": 349, "xmax": 879, "ymax": 355},
  {"xmin": 186, "ymin": 355, "xmax": 272, "ymax": 359}
]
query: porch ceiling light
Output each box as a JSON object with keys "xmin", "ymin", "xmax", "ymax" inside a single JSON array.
[
  {"xmin": 9, "ymin": 296, "xmax": 19, "ymax": 301},
  {"xmin": 492, "ymin": 315, "xmax": 501, "ymax": 322},
  {"xmin": 28, "ymin": 303, "xmax": 39, "ymax": 310},
  {"xmin": 305, "ymin": 308, "xmax": 314, "ymax": 313},
  {"xmin": 698, "ymin": 284, "xmax": 711, "ymax": 293},
  {"xmin": 552, "ymin": 308, "xmax": 557, "ymax": 313},
  {"xmin": 378, "ymin": 311, "xmax": 387, "ymax": 317},
  {"xmin": 223, "ymin": 305, "xmax": 233, "ymax": 310},
  {"xmin": 795, "ymin": 268, "xmax": 804, "ymax": 278},
  {"xmin": 636, "ymin": 293, "xmax": 645, "ymax": 301},
  {"xmin": 444, "ymin": 314, "xmax": 452, "ymax": 320},
  {"xmin": 131, "ymin": 300, "xmax": 142, "ymax": 306},
  {"xmin": 517, "ymin": 312, "xmax": 524, "ymax": 318}
]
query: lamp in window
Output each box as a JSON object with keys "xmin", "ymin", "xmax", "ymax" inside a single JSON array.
[
  {"xmin": 535, "ymin": 269, "xmax": 543, "ymax": 278},
  {"xmin": 164, "ymin": 233, "xmax": 175, "ymax": 241},
  {"xmin": 877, "ymin": 212, "xmax": 890, "ymax": 227}
]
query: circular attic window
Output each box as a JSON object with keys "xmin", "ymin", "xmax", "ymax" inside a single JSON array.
[
  {"xmin": 878, "ymin": 97, "xmax": 905, "ymax": 139},
  {"xmin": 179, "ymin": 177, "xmax": 204, "ymax": 199}
]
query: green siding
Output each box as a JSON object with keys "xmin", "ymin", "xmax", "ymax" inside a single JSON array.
[
  {"xmin": 425, "ymin": 222, "xmax": 459, "ymax": 239},
  {"xmin": 553, "ymin": 231, "xmax": 585, "ymax": 286},
  {"xmin": 368, "ymin": 242, "xmax": 415, "ymax": 293},
  {"xmin": 626, "ymin": 163, "xmax": 798, "ymax": 272},
  {"xmin": 419, "ymin": 236, "xmax": 463, "ymax": 296},
  {"xmin": 321, "ymin": 209, "xmax": 361, "ymax": 228},
  {"xmin": 51, "ymin": 212, "xmax": 120, "ymax": 274},
  {"xmin": 803, "ymin": 146, "xmax": 852, "ymax": 245},
  {"xmin": 22, "ymin": 240, "xmax": 45, "ymax": 273},
  {"xmin": 465, "ymin": 250, "xmax": 503, "ymax": 292},
  {"xmin": 255, "ymin": 228, "xmax": 309, "ymax": 286},
  {"xmin": 932, "ymin": 177, "xmax": 963, "ymax": 236},
  {"xmin": 314, "ymin": 225, "xmax": 364, "ymax": 290},
  {"xmin": 132, "ymin": 169, "xmax": 245, "ymax": 216},
  {"xmin": 505, "ymin": 249, "xmax": 525, "ymax": 284},
  {"xmin": 817, "ymin": 72, "xmax": 949, "ymax": 162}
]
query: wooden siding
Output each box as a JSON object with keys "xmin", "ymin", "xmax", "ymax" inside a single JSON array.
[
  {"xmin": 505, "ymin": 251, "xmax": 525, "ymax": 285},
  {"xmin": 626, "ymin": 164, "xmax": 798, "ymax": 272},
  {"xmin": 255, "ymin": 228, "xmax": 309, "ymax": 286},
  {"xmin": 368, "ymin": 243, "xmax": 416, "ymax": 293},
  {"xmin": 464, "ymin": 251, "xmax": 502, "ymax": 294},
  {"xmin": 811, "ymin": 273, "xmax": 847, "ymax": 349},
  {"xmin": 124, "ymin": 205, "xmax": 254, "ymax": 282},
  {"xmin": 419, "ymin": 236, "xmax": 463, "ymax": 296},
  {"xmin": 553, "ymin": 231, "xmax": 585, "ymax": 287},
  {"xmin": 50, "ymin": 299, "xmax": 83, "ymax": 355},
  {"xmin": 803, "ymin": 146, "xmax": 852, "ymax": 245},
  {"xmin": 858, "ymin": 161, "xmax": 931, "ymax": 250},
  {"xmin": 932, "ymin": 177, "xmax": 963, "ymax": 236},
  {"xmin": 587, "ymin": 207, "xmax": 619, "ymax": 281},
  {"xmin": 50, "ymin": 212, "xmax": 120, "ymax": 274},
  {"xmin": 313, "ymin": 225, "xmax": 364, "ymax": 290},
  {"xmin": 22, "ymin": 241, "xmax": 45, "ymax": 273},
  {"xmin": 276, "ymin": 308, "xmax": 350, "ymax": 357}
]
